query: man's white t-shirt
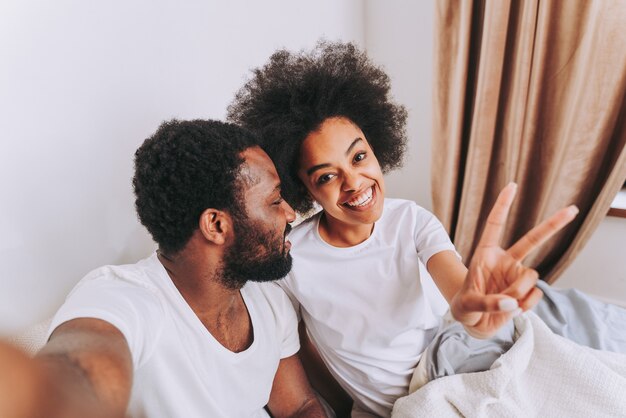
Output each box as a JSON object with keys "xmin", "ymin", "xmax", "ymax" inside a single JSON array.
[
  {"xmin": 280, "ymin": 198, "xmax": 456, "ymax": 416},
  {"xmin": 47, "ymin": 253, "xmax": 299, "ymax": 418}
]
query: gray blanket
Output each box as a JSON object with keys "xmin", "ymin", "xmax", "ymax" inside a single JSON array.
[{"xmin": 418, "ymin": 281, "xmax": 626, "ymax": 384}]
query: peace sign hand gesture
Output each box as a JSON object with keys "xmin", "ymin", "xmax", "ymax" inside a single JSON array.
[{"xmin": 450, "ymin": 183, "xmax": 579, "ymax": 339}]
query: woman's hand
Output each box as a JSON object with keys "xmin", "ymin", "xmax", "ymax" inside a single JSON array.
[{"xmin": 450, "ymin": 183, "xmax": 579, "ymax": 338}]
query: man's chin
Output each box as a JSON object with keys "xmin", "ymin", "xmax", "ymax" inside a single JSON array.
[
  {"xmin": 222, "ymin": 254, "xmax": 293, "ymax": 288},
  {"xmin": 248, "ymin": 254, "xmax": 293, "ymax": 283}
]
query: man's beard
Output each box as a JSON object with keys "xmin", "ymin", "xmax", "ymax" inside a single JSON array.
[{"xmin": 220, "ymin": 214, "xmax": 293, "ymax": 289}]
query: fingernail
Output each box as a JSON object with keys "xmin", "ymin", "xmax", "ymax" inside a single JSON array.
[
  {"xmin": 568, "ymin": 205, "xmax": 579, "ymax": 216},
  {"xmin": 507, "ymin": 182, "xmax": 518, "ymax": 189},
  {"xmin": 498, "ymin": 298, "xmax": 519, "ymax": 312}
]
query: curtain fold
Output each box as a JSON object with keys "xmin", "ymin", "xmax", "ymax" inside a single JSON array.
[{"xmin": 433, "ymin": 0, "xmax": 626, "ymax": 283}]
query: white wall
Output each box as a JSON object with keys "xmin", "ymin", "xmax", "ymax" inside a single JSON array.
[
  {"xmin": 0, "ymin": 0, "xmax": 365, "ymax": 335},
  {"xmin": 364, "ymin": 0, "xmax": 435, "ymax": 211},
  {"xmin": 2, "ymin": 0, "xmax": 623, "ymax": 336}
]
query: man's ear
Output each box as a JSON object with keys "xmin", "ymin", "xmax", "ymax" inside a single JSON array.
[{"xmin": 198, "ymin": 209, "xmax": 231, "ymax": 245}]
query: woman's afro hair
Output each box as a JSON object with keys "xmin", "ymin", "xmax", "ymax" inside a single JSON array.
[
  {"xmin": 133, "ymin": 119, "xmax": 257, "ymax": 255},
  {"xmin": 227, "ymin": 40, "xmax": 408, "ymax": 214}
]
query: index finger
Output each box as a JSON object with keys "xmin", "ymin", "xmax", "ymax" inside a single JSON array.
[
  {"xmin": 508, "ymin": 205, "xmax": 579, "ymax": 261},
  {"xmin": 477, "ymin": 182, "xmax": 518, "ymax": 249}
]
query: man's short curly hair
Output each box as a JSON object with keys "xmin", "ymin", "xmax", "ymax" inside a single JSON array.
[
  {"xmin": 227, "ymin": 40, "xmax": 408, "ymax": 214},
  {"xmin": 133, "ymin": 119, "xmax": 257, "ymax": 254}
]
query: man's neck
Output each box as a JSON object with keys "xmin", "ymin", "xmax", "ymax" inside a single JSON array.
[{"xmin": 156, "ymin": 250, "xmax": 253, "ymax": 353}]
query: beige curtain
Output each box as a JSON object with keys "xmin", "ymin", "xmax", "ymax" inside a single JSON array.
[{"xmin": 432, "ymin": 0, "xmax": 626, "ymax": 283}]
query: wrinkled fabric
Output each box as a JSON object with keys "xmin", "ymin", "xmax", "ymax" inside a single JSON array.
[
  {"xmin": 411, "ymin": 282, "xmax": 626, "ymax": 392},
  {"xmin": 433, "ymin": 0, "xmax": 626, "ymax": 283},
  {"xmin": 394, "ymin": 310, "xmax": 626, "ymax": 418}
]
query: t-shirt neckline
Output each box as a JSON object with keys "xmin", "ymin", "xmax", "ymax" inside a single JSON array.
[
  {"xmin": 149, "ymin": 252, "xmax": 259, "ymax": 359},
  {"xmin": 313, "ymin": 211, "xmax": 380, "ymax": 252}
]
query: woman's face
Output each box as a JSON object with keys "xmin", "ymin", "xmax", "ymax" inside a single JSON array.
[{"xmin": 297, "ymin": 117, "xmax": 385, "ymax": 229}]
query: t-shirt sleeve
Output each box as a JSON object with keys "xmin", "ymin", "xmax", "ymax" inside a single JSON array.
[
  {"xmin": 270, "ymin": 282, "xmax": 300, "ymax": 359},
  {"xmin": 413, "ymin": 206, "xmax": 461, "ymax": 266},
  {"xmin": 46, "ymin": 271, "xmax": 165, "ymax": 369}
]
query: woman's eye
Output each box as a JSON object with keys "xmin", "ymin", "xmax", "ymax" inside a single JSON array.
[
  {"xmin": 317, "ymin": 174, "xmax": 334, "ymax": 184},
  {"xmin": 354, "ymin": 152, "xmax": 367, "ymax": 163}
]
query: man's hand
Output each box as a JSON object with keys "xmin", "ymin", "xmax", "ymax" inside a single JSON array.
[{"xmin": 450, "ymin": 183, "xmax": 579, "ymax": 338}]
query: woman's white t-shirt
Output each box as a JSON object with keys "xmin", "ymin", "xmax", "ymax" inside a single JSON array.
[{"xmin": 280, "ymin": 198, "xmax": 456, "ymax": 416}]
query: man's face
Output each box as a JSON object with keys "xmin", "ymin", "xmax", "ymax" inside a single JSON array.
[{"xmin": 220, "ymin": 147, "xmax": 296, "ymax": 289}]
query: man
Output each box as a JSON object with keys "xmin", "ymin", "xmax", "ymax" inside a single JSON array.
[{"xmin": 0, "ymin": 119, "xmax": 326, "ymax": 417}]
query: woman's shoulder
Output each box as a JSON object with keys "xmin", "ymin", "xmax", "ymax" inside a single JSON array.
[
  {"xmin": 290, "ymin": 210, "xmax": 323, "ymax": 243},
  {"xmin": 383, "ymin": 198, "xmax": 432, "ymax": 217},
  {"xmin": 380, "ymin": 198, "xmax": 443, "ymax": 236}
]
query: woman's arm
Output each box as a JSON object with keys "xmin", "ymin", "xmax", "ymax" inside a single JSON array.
[
  {"xmin": 426, "ymin": 183, "xmax": 578, "ymax": 339},
  {"xmin": 426, "ymin": 250, "xmax": 467, "ymax": 304}
]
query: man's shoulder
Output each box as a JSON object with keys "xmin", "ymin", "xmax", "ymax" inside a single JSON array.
[
  {"xmin": 48, "ymin": 253, "xmax": 167, "ymax": 367},
  {"xmin": 242, "ymin": 282, "xmax": 298, "ymax": 336},
  {"xmin": 244, "ymin": 281, "xmax": 290, "ymax": 307},
  {"xmin": 74, "ymin": 254, "xmax": 162, "ymax": 298}
]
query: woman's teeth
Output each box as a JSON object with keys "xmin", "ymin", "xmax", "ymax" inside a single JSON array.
[{"xmin": 346, "ymin": 187, "xmax": 373, "ymax": 207}]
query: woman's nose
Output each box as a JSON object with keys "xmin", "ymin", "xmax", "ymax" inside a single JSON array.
[{"xmin": 342, "ymin": 171, "xmax": 363, "ymax": 192}]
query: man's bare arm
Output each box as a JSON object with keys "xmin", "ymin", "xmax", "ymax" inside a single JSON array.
[
  {"xmin": 5, "ymin": 318, "xmax": 134, "ymax": 418},
  {"xmin": 267, "ymin": 353, "xmax": 328, "ymax": 418}
]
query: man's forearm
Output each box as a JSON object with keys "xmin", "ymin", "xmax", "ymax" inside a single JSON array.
[
  {"xmin": 36, "ymin": 352, "xmax": 124, "ymax": 418},
  {"xmin": 33, "ymin": 319, "xmax": 133, "ymax": 418},
  {"xmin": 0, "ymin": 341, "xmax": 118, "ymax": 418}
]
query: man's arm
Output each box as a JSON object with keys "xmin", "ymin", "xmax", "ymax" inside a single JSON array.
[
  {"xmin": 24, "ymin": 318, "xmax": 132, "ymax": 418},
  {"xmin": 266, "ymin": 353, "xmax": 328, "ymax": 418},
  {"xmin": 296, "ymin": 321, "xmax": 352, "ymax": 417}
]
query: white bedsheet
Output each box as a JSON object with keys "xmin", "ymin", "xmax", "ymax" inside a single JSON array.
[{"xmin": 392, "ymin": 311, "xmax": 626, "ymax": 418}]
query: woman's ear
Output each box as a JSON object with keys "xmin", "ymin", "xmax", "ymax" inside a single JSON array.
[{"xmin": 198, "ymin": 208, "xmax": 231, "ymax": 245}]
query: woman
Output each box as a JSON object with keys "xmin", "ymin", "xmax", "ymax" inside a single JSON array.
[{"xmin": 228, "ymin": 41, "xmax": 578, "ymax": 417}]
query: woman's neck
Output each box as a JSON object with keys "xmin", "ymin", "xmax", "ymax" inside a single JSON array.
[{"xmin": 318, "ymin": 212, "xmax": 375, "ymax": 247}]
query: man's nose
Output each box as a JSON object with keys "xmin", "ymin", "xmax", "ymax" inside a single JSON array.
[{"xmin": 282, "ymin": 200, "xmax": 296, "ymax": 223}]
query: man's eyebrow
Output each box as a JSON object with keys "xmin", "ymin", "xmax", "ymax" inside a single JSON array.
[{"xmin": 305, "ymin": 138, "xmax": 363, "ymax": 176}]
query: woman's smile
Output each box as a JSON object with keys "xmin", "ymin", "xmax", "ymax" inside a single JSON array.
[
  {"xmin": 297, "ymin": 117, "xmax": 386, "ymax": 245},
  {"xmin": 341, "ymin": 185, "xmax": 376, "ymax": 211}
]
